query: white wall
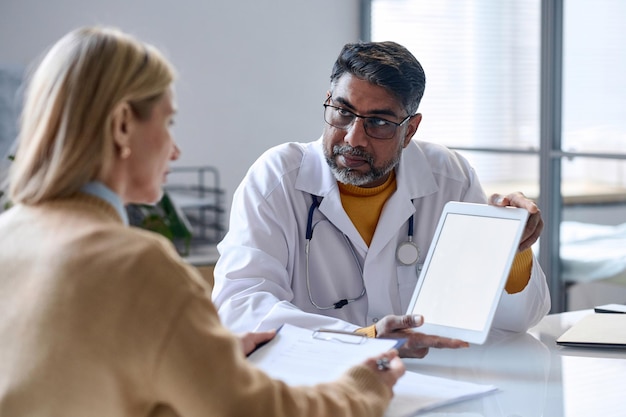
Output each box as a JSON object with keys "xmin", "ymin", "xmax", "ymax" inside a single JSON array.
[{"xmin": 0, "ymin": 0, "xmax": 360, "ymax": 218}]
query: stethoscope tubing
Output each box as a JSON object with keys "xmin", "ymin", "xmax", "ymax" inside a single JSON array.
[{"xmin": 304, "ymin": 194, "xmax": 418, "ymax": 309}]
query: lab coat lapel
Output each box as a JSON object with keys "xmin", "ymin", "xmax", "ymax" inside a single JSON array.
[
  {"xmin": 367, "ymin": 192, "xmax": 415, "ymax": 256},
  {"xmin": 368, "ymin": 141, "xmax": 439, "ymax": 256},
  {"xmin": 317, "ymin": 194, "xmax": 364, "ymax": 248},
  {"xmin": 295, "ymin": 137, "xmax": 336, "ymax": 197},
  {"xmin": 295, "ymin": 138, "xmax": 364, "ymax": 245}
]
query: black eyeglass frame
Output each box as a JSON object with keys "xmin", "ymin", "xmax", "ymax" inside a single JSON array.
[{"xmin": 322, "ymin": 100, "xmax": 413, "ymax": 140}]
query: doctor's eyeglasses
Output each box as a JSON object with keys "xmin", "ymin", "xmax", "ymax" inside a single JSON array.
[{"xmin": 323, "ymin": 100, "xmax": 412, "ymax": 140}]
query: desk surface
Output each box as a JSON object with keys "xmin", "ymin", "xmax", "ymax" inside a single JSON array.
[
  {"xmin": 483, "ymin": 180, "xmax": 626, "ymax": 205},
  {"xmin": 404, "ymin": 310, "xmax": 625, "ymax": 416},
  {"xmin": 183, "ymin": 243, "xmax": 219, "ymax": 266}
]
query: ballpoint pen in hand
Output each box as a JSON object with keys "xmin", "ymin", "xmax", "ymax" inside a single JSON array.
[{"xmin": 376, "ymin": 357, "xmax": 390, "ymax": 371}]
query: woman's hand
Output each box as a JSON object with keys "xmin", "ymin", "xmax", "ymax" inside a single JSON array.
[
  {"xmin": 238, "ymin": 329, "xmax": 277, "ymax": 356},
  {"xmin": 362, "ymin": 349, "xmax": 405, "ymax": 391}
]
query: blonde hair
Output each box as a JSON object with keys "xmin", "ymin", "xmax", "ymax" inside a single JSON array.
[{"xmin": 9, "ymin": 26, "xmax": 176, "ymax": 204}]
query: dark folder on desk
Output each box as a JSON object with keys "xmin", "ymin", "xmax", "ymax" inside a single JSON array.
[{"xmin": 556, "ymin": 313, "xmax": 626, "ymax": 348}]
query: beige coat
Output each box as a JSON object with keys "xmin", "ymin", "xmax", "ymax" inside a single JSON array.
[{"xmin": 0, "ymin": 193, "xmax": 392, "ymax": 417}]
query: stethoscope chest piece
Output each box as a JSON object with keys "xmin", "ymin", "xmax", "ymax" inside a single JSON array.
[
  {"xmin": 396, "ymin": 240, "xmax": 420, "ymax": 266},
  {"xmin": 396, "ymin": 210, "xmax": 420, "ymax": 266}
]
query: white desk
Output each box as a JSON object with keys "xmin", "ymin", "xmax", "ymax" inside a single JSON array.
[{"xmin": 403, "ymin": 310, "xmax": 625, "ymax": 416}]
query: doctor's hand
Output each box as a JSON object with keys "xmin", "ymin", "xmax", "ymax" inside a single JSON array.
[
  {"xmin": 375, "ymin": 314, "xmax": 469, "ymax": 359},
  {"xmin": 489, "ymin": 191, "xmax": 544, "ymax": 251},
  {"xmin": 238, "ymin": 329, "xmax": 277, "ymax": 356}
]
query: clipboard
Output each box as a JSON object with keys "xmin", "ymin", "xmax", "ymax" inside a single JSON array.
[{"xmin": 247, "ymin": 324, "xmax": 404, "ymax": 386}]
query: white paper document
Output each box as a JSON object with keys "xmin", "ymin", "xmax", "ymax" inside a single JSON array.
[
  {"xmin": 248, "ymin": 323, "xmax": 498, "ymax": 416},
  {"xmin": 386, "ymin": 371, "xmax": 497, "ymax": 417}
]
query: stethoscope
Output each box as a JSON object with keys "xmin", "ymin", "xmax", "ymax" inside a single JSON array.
[{"xmin": 304, "ymin": 195, "xmax": 420, "ymax": 310}]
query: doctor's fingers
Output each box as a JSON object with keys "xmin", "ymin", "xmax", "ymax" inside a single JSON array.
[
  {"xmin": 489, "ymin": 192, "xmax": 539, "ymax": 213},
  {"xmin": 399, "ymin": 333, "xmax": 470, "ymax": 358},
  {"xmin": 398, "ymin": 344, "xmax": 430, "ymax": 359},
  {"xmin": 519, "ymin": 211, "xmax": 544, "ymax": 251}
]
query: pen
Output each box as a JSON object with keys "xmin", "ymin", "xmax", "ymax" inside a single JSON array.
[
  {"xmin": 313, "ymin": 328, "xmax": 367, "ymax": 345},
  {"xmin": 376, "ymin": 357, "xmax": 390, "ymax": 371},
  {"xmin": 316, "ymin": 328, "xmax": 361, "ymax": 336}
]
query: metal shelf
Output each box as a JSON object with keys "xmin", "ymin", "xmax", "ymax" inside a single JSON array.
[{"xmin": 164, "ymin": 166, "xmax": 226, "ymax": 244}]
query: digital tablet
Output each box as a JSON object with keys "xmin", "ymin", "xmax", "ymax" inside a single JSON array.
[{"xmin": 406, "ymin": 201, "xmax": 529, "ymax": 344}]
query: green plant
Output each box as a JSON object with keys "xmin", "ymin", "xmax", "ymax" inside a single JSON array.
[{"xmin": 126, "ymin": 192, "xmax": 193, "ymax": 256}]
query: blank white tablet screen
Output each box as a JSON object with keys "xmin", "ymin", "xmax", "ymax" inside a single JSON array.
[{"xmin": 410, "ymin": 213, "xmax": 521, "ymax": 331}]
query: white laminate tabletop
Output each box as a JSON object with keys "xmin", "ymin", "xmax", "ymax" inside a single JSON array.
[{"xmin": 402, "ymin": 310, "xmax": 626, "ymax": 417}]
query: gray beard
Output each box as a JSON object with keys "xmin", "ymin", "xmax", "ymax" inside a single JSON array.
[{"xmin": 325, "ymin": 145, "xmax": 400, "ymax": 187}]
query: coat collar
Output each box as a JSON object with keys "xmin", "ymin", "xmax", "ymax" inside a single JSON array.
[
  {"xmin": 294, "ymin": 137, "xmax": 440, "ymax": 252},
  {"xmin": 295, "ymin": 137, "xmax": 439, "ymax": 201}
]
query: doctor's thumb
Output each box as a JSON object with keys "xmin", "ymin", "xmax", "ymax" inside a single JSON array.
[
  {"xmin": 403, "ymin": 314, "xmax": 424, "ymax": 329},
  {"xmin": 488, "ymin": 193, "xmax": 507, "ymax": 206},
  {"xmin": 378, "ymin": 314, "xmax": 424, "ymax": 334}
]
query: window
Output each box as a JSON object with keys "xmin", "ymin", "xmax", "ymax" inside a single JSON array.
[
  {"xmin": 561, "ymin": 0, "xmax": 626, "ymax": 187},
  {"xmin": 369, "ymin": 0, "xmax": 626, "ymax": 190},
  {"xmin": 368, "ymin": 0, "xmax": 626, "ymax": 312},
  {"xmin": 370, "ymin": 0, "xmax": 540, "ymax": 185}
]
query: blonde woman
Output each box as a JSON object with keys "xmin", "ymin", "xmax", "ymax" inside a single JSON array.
[{"xmin": 0, "ymin": 26, "xmax": 404, "ymax": 416}]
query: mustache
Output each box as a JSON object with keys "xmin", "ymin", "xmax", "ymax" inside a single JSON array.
[{"xmin": 332, "ymin": 145, "xmax": 374, "ymax": 165}]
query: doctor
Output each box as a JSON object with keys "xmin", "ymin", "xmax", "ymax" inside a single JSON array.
[{"xmin": 212, "ymin": 41, "xmax": 551, "ymax": 358}]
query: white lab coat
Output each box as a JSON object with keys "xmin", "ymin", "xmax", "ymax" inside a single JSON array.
[{"xmin": 212, "ymin": 138, "xmax": 551, "ymax": 334}]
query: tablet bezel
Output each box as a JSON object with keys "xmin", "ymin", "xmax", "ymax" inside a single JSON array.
[{"xmin": 405, "ymin": 201, "xmax": 529, "ymax": 345}]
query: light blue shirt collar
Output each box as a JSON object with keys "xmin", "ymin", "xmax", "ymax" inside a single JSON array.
[{"xmin": 81, "ymin": 181, "xmax": 129, "ymax": 225}]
